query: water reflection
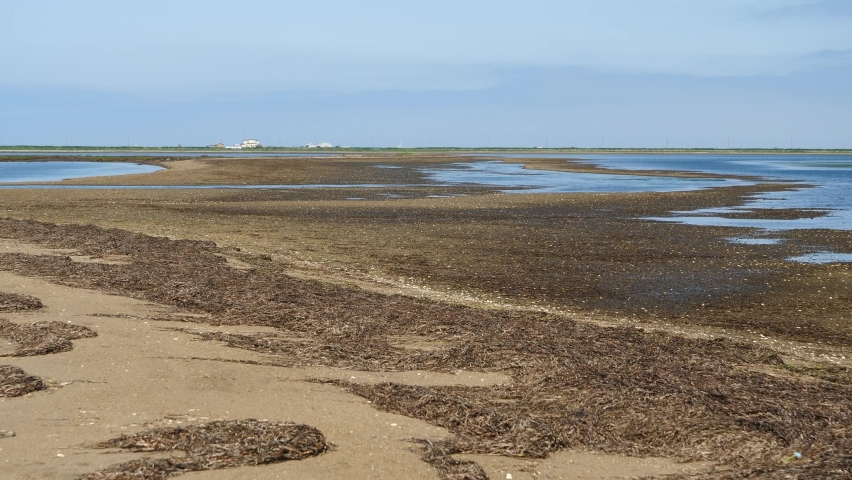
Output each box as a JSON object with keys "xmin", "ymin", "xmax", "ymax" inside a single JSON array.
[
  {"xmin": 571, "ymin": 154, "xmax": 852, "ymax": 231},
  {"xmin": 473, "ymin": 153, "xmax": 852, "ymax": 231},
  {"xmin": 0, "ymin": 162, "xmax": 162, "ymax": 183},
  {"xmin": 421, "ymin": 161, "xmax": 750, "ymax": 193},
  {"xmin": 788, "ymin": 252, "xmax": 852, "ymax": 264},
  {"xmin": 726, "ymin": 237, "xmax": 783, "ymax": 245}
]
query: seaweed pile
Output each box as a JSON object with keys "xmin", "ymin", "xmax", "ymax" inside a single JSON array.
[
  {"xmin": 0, "ymin": 364, "xmax": 45, "ymax": 397},
  {"xmin": 0, "ymin": 319, "xmax": 97, "ymax": 357},
  {"xmin": 414, "ymin": 439, "xmax": 488, "ymax": 480},
  {"xmin": 0, "ymin": 292, "xmax": 43, "ymax": 312},
  {"xmin": 0, "ymin": 218, "xmax": 850, "ymax": 478},
  {"xmin": 79, "ymin": 420, "xmax": 328, "ymax": 480}
]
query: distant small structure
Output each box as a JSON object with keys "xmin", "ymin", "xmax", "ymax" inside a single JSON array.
[
  {"xmin": 210, "ymin": 143, "xmax": 224, "ymax": 149},
  {"xmin": 222, "ymin": 139, "xmax": 262, "ymax": 150},
  {"xmin": 304, "ymin": 142, "xmax": 333, "ymax": 148}
]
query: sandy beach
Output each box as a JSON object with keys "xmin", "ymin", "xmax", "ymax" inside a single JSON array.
[{"xmin": 1, "ymin": 155, "xmax": 850, "ymax": 479}]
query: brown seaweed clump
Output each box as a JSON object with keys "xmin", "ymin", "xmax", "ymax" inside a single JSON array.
[
  {"xmin": 415, "ymin": 439, "xmax": 488, "ymax": 480},
  {"xmin": 0, "ymin": 364, "xmax": 46, "ymax": 397},
  {"xmin": 0, "ymin": 319, "xmax": 97, "ymax": 356},
  {"xmin": 79, "ymin": 420, "xmax": 328, "ymax": 480},
  {"xmin": 0, "ymin": 292, "xmax": 43, "ymax": 312}
]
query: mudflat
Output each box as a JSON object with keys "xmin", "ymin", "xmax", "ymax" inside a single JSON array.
[{"xmin": 1, "ymin": 154, "xmax": 850, "ymax": 479}]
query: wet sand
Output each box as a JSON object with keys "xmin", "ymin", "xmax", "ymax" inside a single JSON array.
[
  {"xmin": 1, "ymin": 155, "xmax": 850, "ymax": 479},
  {"xmin": 2, "ymin": 156, "xmax": 848, "ymax": 347}
]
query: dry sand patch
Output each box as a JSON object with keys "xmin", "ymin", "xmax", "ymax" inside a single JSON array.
[
  {"xmin": 456, "ymin": 451, "xmax": 715, "ymax": 480},
  {"xmin": 0, "ymin": 238, "xmax": 131, "ymax": 266},
  {"xmin": 0, "ymin": 238, "xmax": 77, "ymax": 256},
  {"xmin": 0, "ymin": 270, "xmax": 521, "ymax": 479}
]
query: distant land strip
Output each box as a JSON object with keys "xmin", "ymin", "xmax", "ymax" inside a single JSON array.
[{"xmin": 1, "ymin": 146, "xmax": 852, "ymax": 155}]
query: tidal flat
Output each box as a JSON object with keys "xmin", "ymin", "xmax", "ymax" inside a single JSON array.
[{"xmin": 0, "ymin": 154, "xmax": 850, "ymax": 479}]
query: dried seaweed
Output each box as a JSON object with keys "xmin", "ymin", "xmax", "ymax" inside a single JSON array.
[
  {"xmin": 0, "ymin": 364, "xmax": 46, "ymax": 397},
  {"xmin": 415, "ymin": 439, "xmax": 488, "ymax": 480},
  {"xmin": 0, "ymin": 292, "xmax": 43, "ymax": 312},
  {"xmin": 332, "ymin": 380, "xmax": 852, "ymax": 478},
  {"xmin": 79, "ymin": 419, "xmax": 328, "ymax": 479},
  {"xmin": 0, "ymin": 218, "xmax": 850, "ymax": 478},
  {"xmin": 0, "ymin": 319, "xmax": 97, "ymax": 356},
  {"xmin": 783, "ymin": 363, "xmax": 852, "ymax": 385},
  {"xmin": 669, "ymin": 452, "xmax": 852, "ymax": 479}
]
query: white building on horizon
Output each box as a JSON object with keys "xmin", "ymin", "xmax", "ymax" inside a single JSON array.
[{"xmin": 223, "ymin": 139, "xmax": 263, "ymax": 150}]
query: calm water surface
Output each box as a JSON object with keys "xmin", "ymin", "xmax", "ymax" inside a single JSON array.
[
  {"xmin": 0, "ymin": 162, "xmax": 162, "ymax": 182},
  {"xmin": 573, "ymin": 154, "xmax": 852, "ymax": 232},
  {"xmin": 470, "ymin": 153, "xmax": 852, "ymax": 262},
  {"xmin": 420, "ymin": 161, "xmax": 750, "ymax": 193},
  {"xmin": 477, "ymin": 153, "xmax": 852, "ymax": 232}
]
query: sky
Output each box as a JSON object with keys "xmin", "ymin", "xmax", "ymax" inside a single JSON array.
[{"xmin": 1, "ymin": 0, "xmax": 851, "ymax": 148}]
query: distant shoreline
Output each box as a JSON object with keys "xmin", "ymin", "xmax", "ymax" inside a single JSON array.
[{"xmin": 1, "ymin": 146, "xmax": 852, "ymax": 155}]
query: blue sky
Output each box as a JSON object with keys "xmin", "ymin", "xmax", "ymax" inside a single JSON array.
[{"xmin": 1, "ymin": 0, "xmax": 851, "ymax": 148}]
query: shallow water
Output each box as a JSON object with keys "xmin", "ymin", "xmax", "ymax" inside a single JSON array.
[
  {"xmin": 571, "ymin": 154, "xmax": 852, "ymax": 231},
  {"xmin": 0, "ymin": 162, "xmax": 162, "ymax": 183},
  {"xmin": 475, "ymin": 153, "xmax": 852, "ymax": 231},
  {"xmin": 726, "ymin": 237, "xmax": 783, "ymax": 245},
  {"xmin": 1, "ymin": 159, "xmax": 751, "ymax": 194},
  {"xmin": 420, "ymin": 161, "xmax": 750, "ymax": 194},
  {"xmin": 5, "ymin": 156, "xmax": 852, "ymax": 236},
  {"xmin": 787, "ymin": 252, "xmax": 852, "ymax": 264}
]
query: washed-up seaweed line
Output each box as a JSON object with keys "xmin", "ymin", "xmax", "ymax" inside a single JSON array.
[{"xmin": 0, "ymin": 218, "xmax": 849, "ymax": 478}]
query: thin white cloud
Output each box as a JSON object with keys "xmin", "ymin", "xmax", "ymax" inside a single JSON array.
[{"xmin": 1, "ymin": 1, "xmax": 850, "ymax": 93}]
